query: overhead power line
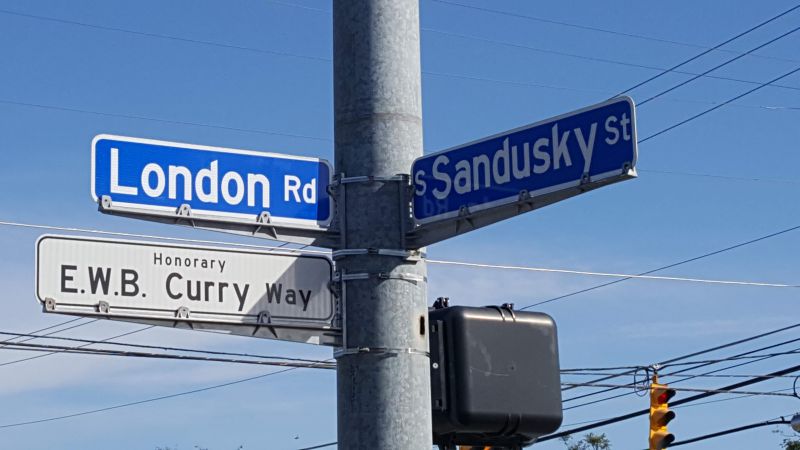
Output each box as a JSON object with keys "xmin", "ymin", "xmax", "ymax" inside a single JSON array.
[
  {"xmin": 0, "ymin": 317, "xmax": 84, "ymax": 346},
  {"xmin": 0, "ymin": 341, "xmax": 335, "ymax": 369},
  {"xmin": 0, "ymin": 98, "xmax": 332, "ymax": 142},
  {"xmin": 4, "ymin": 219, "xmax": 794, "ymax": 289},
  {"xmin": 563, "ymin": 371, "xmax": 799, "ymax": 380},
  {"xmin": 0, "ymin": 330, "xmax": 333, "ymax": 365},
  {"xmin": 0, "ymin": 361, "xmax": 330, "ymax": 430},
  {"xmin": 537, "ymin": 363, "xmax": 800, "ymax": 442},
  {"xmin": 423, "ymin": 28, "xmax": 800, "ymax": 94},
  {"xmin": 521, "ymin": 223, "xmax": 800, "ymax": 309},
  {"xmin": 614, "ymin": 2, "xmax": 800, "ymax": 97},
  {"xmin": 0, "ymin": 326, "xmax": 152, "ymax": 368},
  {"xmin": 0, "ymin": 220, "xmax": 329, "ymax": 255},
  {"xmin": 563, "ymin": 339, "xmax": 800, "ymax": 409},
  {"xmin": 638, "ymin": 24, "xmax": 800, "ymax": 106},
  {"xmin": 428, "ymin": 0, "xmax": 800, "ymax": 65},
  {"xmin": 638, "ymin": 169, "xmax": 800, "ymax": 185},
  {"xmin": 646, "ymin": 416, "xmax": 791, "ymax": 448},
  {"xmin": 4, "ymin": 6, "xmax": 800, "ymax": 98},
  {"xmin": 560, "ymin": 382, "xmax": 797, "ymax": 398},
  {"xmin": 427, "ymin": 258, "xmax": 798, "ymax": 288},
  {"xmin": 558, "ymin": 320, "xmax": 800, "ymax": 396},
  {"xmin": 0, "ymin": 8, "xmax": 330, "ymax": 62},
  {"xmin": 639, "ymin": 63, "xmax": 800, "ymax": 143}
]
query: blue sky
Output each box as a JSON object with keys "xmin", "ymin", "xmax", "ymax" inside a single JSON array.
[{"xmin": 1, "ymin": 0, "xmax": 800, "ymax": 448}]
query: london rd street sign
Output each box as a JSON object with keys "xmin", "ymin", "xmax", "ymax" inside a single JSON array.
[
  {"xmin": 92, "ymin": 135, "xmax": 335, "ymax": 246},
  {"xmin": 36, "ymin": 235, "xmax": 340, "ymax": 346}
]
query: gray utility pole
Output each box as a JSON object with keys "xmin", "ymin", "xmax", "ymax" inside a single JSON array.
[{"xmin": 333, "ymin": 1, "xmax": 432, "ymax": 448}]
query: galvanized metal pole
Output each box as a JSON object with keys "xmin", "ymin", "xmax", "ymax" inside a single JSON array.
[{"xmin": 333, "ymin": 1, "xmax": 431, "ymax": 448}]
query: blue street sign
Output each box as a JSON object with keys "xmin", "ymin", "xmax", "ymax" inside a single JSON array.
[
  {"xmin": 92, "ymin": 135, "xmax": 332, "ymax": 227},
  {"xmin": 411, "ymin": 97, "xmax": 637, "ymax": 224}
]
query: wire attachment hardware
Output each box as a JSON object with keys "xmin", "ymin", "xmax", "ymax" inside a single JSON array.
[
  {"xmin": 333, "ymin": 271, "xmax": 426, "ymax": 284},
  {"xmin": 334, "ymin": 346, "xmax": 430, "ymax": 358},
  {"xmin": 330, "ymin": 174, "xmax": 409, "ymax": 186},
  {"xmin": 331, "ymin": 248, "xmax": 425, "ymax": 261}
]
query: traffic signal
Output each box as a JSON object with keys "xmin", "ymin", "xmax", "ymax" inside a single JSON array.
[{"xmin": 649, "ymin": 376, "xmax": 676, "ymax": 450}]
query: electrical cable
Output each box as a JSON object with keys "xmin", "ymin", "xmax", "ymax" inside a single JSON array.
[
  {"xmin": 612, "ymin": 2, "xmax": 800, "ymax": 97},
  {"xmin": 4, "ymin": 6, "xmax": 800, "ymax": 98},
  {"xmin": 426, "ymin": 258, "xmax": 798, "ymax": 288},
  {"xmin": 521, "ymin": 223, "xmax": 800, "ymax": 309},
  {"xmin": 423, "ymin": 28, "xmax": 800, "ymax": 94},
  {"xmin": 561, "ymin": 391, "xmax": 793, "ymax": 428},
  {"xmin": 537, "ymin": 363, "xmax": 800, "ymax": 442},
  {"xmin": 0, "ymin": 98, "xmax": 332, "ymax": 142},
  {"xmin": 639, "ymin": 64, "xmax": 800, "ymax": 143},
  {"xmin": 296, "ymin": 442, "xmax": 336, "ymax": 450},
  {"xmin": 673, "ymin": 388, "xmax": 794, "ymax": 410},
  {"xmin": 563, "ymin": 372, "xmax": 799, "ymax": 380},
  {"xmin": 638, "ymin": 24, "xmax": 800, "ymax": 106},
  {"xmin": 0, "ymin": 317, "xmax": 85, "ymax": 346},
  {"xmin": 560, "ymin": 382, "xmax": 797, "ymax": 398},
  {"xmin": 0, "ymin": 359, "xmax": 332, "ymax": 429},
  {"xmin": 0, "ymin": 220, "xmax": 329, "ymax": 255},
  {"xmin": 638, "ymin": 169, "xmax": 800, "ymax": 185},
  {"xmin": 0, "ymin": 326, "xmax": 153, "ymax": 368},
  {"xmin": 0, "ymin": 8, "xmax": 330, "ymax": 62},
  {"xmin": 424, "ymin": 69, "xmax": 800, "ymax": 113},
  {"xmin": 427, "ymin": 0, "xmax": 800, "ymax": 65},
  {"xmin": 642, "ymin": 416, "xmax": 791, "ymax": 448},
  {"xmin": 0, "ymin": 330, "xmax": 336, "ymax": 365},
  {"xmin": 563, "ymin": 344, "xmax": 800, "ymax": 409},
  {"xmin": 5, "ymin": 219, "xmax": 794, "ymax": 289},
  {"xmin": 558, "ymin": 321, "xmax": 800, "ymax": 407},
  {"xmin": 0, "ymin": 341, "xmax": 336, "ymax": 369}
]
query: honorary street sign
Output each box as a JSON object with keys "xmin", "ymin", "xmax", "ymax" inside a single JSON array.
[
  {"xmin": 411, "ymin": 96, "xmax": 637, "ymax": 225},
  {"xmin": 91, "ymin": 134, "xmax": 332, "ymax": 229},
  {"xmin": 36, "ymin": 235, "xmax": 339, "ymax": 345}
]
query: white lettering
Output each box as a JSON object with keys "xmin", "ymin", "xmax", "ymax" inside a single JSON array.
[
  {"xmin": 492, "ymin": 138, "xmax": 511, "ymax": 185},
  {"xmin": 247, "ymin": 174, "xmax": 270, "ymax": 208},
  {"xmin": 532, "ymin": 137, "xmax": 550, "ymax": 174},
  {"xmin": 168, "ymin": 165, "xmax": 192, "ymax": 200},
  {"xmin": 574, "ymin": 123, "xmax": 597, "ymax": 174},
  {"xmin": 303, "ymin": 178, "xmax": 316, "ymax": 203},
  {"xmin": 221, "ymin": 171, "xmax": 244, "ymax": 205},
  {"xmin": 620, "ymin": 113, "xmax": 632, "ymax": 141},
  {"xmin": 110, "ymin": 148, "xmax": 138, "ymax": 195},
  {"xmin": 604, "ymin": 115, "xmax": 620, "ymax": 145},
  {"xmin": 551, "ymin": 124, "xmax": 572, "ymax": 170},
  {"xmin": 414, "ymin": 170, "xmax": 427, "ymax": 196},
  {"xmin": 284, "ymin": 175, "xmax": 301, "ymax": 202},
  {"xmin": 453, "ymin": 160, "xmax": 472, "ymax": 194},
  {"xmin": 432, "ymin": 155, "xmax": 452, "ymax": 200},
  {"xmin": 141, "ymin": 163, "xmax": 165, "ymax": 197},
  {"xmin": 195, "ymin": 161, "xmax": 219, "ymax": 203}
]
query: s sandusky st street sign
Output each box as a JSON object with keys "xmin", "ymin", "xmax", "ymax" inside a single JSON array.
[
  {"xmin": 409, "ymin": 97, "xmax": 637, "ymax": 242},
  {"xmin": 91, "ymin": 135, "xmax": 335, "ymax": 246},
  {"xmin": 35, "ymin": 235, "xmax": 340, "ymax": 346}
]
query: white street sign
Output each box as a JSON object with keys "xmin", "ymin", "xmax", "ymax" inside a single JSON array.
[{"xmin": 36, "ymin": 235, "xmax": 340, "ymax": 346}]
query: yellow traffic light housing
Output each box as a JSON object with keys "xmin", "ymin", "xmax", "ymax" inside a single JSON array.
[{"xmin": 649, "ymin": 376, "xmax": 676, "ymax": 450}]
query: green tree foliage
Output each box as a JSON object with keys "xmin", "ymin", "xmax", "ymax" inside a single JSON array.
[
  {"xmin": 560, "ymin": 433, "xmax": 612, "ymax": 450},
  {"xmin": 781, "ymin": 438, "xmax": 800, "ymax": 450}
]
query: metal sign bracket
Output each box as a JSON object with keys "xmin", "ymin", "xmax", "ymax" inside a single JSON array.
[{"xmin": 98, "ymin": 195, "xmax": 339, "ymax": 247}]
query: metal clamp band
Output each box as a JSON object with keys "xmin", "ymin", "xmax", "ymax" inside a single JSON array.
[
  {"xmin": 333, "ymin": 272, "xmax": 426, "ymax": 283},
  {"xmin": 334, "ymin": 346, "xmax": 430, "ymax": 358},
  {"xmin": 331, "ymin": 248, "xmax": 425, "ymax": 261},
  {"xmin": 331, "ymin": 174, "xmax": 409, "ymax": 186}
]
